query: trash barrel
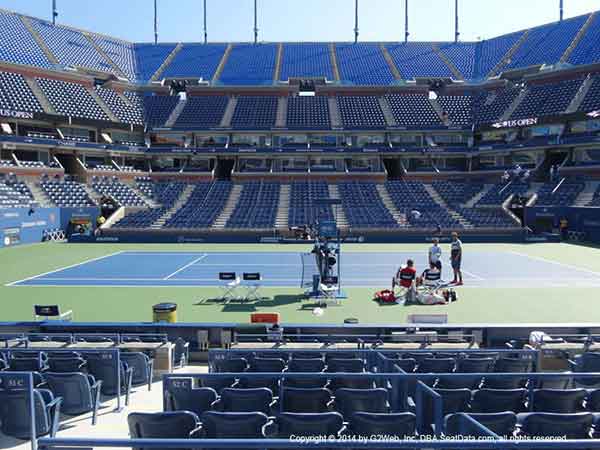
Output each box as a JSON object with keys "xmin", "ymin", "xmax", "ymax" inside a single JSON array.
[{"xmin": 153, "ymin": 303, "xmax": 177, "ymax": 323}]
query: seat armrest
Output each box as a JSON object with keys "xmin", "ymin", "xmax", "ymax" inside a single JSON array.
[
  {"xmin": 46, "ymin": 396, "xmax": 63, "ymax": 437},
  {"xmin": 147, "ymin": 359, "xmax": 154, "ymax": 390},
  {"xmin": 189, "ymin": 425, "xmax": 204, "ymax": 439}
]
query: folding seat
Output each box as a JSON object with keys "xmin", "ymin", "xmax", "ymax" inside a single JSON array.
[
  {"xmin": 382, "ymin": 357, "xmax": 416, "ymax": 373},
  {"xmin": 325, "ymin": 352, "xmax": 358, "ymax": 362},
  {"xmin": 215, "ymin": 387, "xmax": 275, "ymax": 414},
  {"xmin": 403, "ymin": 352, "xmax": 434, "ymax": 363},
  {"xmin": 518, "ymin": 412, "xmax": 593, "ymax": 439},
  {"xmin": 47, "ymin": 357, "xmax": 86, "ymax": 373},
  {"xmin": 287, "ymin": 358, "xmax": 325, "ymax": 373},
  {"xmin": 532, "ymin": 389, "xmax": 586, "ymax": 413},
  {"xmin": 121, "ymin": 352, "xmax": 154, "ymax": 391},
  {"xmin": 249, "ymin": 357, "xmax": 286, "ymax": 373},
  {"xmin": 485, "ymin": 357, "xmax": 531, "ymax": 389},
  {"xmin": 420, "ymin": 388, "xmax": 471, "ymax": 434},
  {"xmin": 237, "ymin": 375, "xmax": 281, "ymax": 397},
  {"xmin": 45, "ymin": 372, "xmax": 102, "ymax": 424},
  {"xmin": 333, "ymin": 388, "xmax": 389, "ymax": 418},
  {"xmin": 283, "ymin": 375, "xmax": 329, "ymax": 389},
  {"xmin": 445, "ymin": 412, "xmax": 517, "ymax": 437},
  {"xmin": 85, "ymin": 353, "xmax": 133, "ymax": 401},
  {"xmin": 168, "ymin": 383, "xmax": 218, "ymax": 417},
  {"xmin": 281, "ymin": 387, "xmax": 332, "ymax": 413},
  {"xmin": 214, "ymin": 357, "xmax": 247, "ymax": 373},
  {"xmin": 417, "ymin": 358, "xmax": 456, "ymax": 374},
  {"xmin": 0, "ymin": 388, "xmax": 62, "ymax": 439},
  {"xmin": 346, "ymin": 412, "xmax": 417, "ymax": 439},
  {"xmin": 128, "ymin": 411, "xmax": 202, "ymax": 445},
  {"xmin": 471, "ymin": 388, "xmax": 527, "ymax": 413},
  {"xmin": 570, "ymin": 352, "xmax": 600, "ymax": 387},
  {"xmin": 326, "ymin": 358, "xmax": 365, "ymax": 373},
  {"xmin": 270, "ymin": 412, "xmax": 344, "ymax": 438},
  {"xmin": 199, "ymin": 411, "xmax": 269, "ymax": 438},
  {"xmin": 8, "ymin": 357, "xmax": 46, "ymax": 372}
]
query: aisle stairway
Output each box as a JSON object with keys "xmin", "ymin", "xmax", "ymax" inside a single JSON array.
[
  {"xmin": 151, "ymin": 184, "xmax": 193, "ymax": 229},
  {"xmin": 425, "ymin": 184, "xmax": 473, "ymax": 229},
  {"xmin": 212, "ymin": 184, "xmax": 242, "ymax": 228},
  {"xmin": 376, "ymin": 184, "xmax": 407, "ymax": 226},
  {"xmin": 275, "ymin": 184, "xmax": 290, "ymax": 229}
]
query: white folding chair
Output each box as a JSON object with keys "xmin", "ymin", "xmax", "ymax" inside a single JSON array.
[
  {"xmin": 242, "ymin": 272, "xmax": 262, "ymax": 301},
  {"xmin": 218, "ymin": 272, "xmax": 240, "ymax": 301}
]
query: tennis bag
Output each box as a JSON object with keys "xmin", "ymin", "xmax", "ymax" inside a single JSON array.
[{"xmin": 374, "ymin": 289, "xmax": 397, "ymax": 304}]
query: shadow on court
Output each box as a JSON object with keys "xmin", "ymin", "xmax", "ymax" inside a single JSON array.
[{"xmin": 194, "ymin": 294, "xmax": 304, "ymax": 312}]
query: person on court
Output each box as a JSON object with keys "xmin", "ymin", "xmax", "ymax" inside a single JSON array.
[
  {"xmin": 450, "ymin": 232, "xmax": 463, "ymax": 285},
  {"xmin": 429, "ymin": 238, "xmax": 442, "ymax": 272},
  {"xmin": 393, "ymin": 259, "xmax": 417, "ymax": 303},
  {"xmin": 420, "ymin": 260, "xmax": 442, "ymax": 288}
]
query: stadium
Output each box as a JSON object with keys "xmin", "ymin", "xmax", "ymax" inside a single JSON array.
[{"xmin": 1, "ymin": 0, "xmax": 600, "ymax": 448}]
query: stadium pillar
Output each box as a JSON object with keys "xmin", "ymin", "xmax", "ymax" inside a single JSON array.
[
  {"xmin": 154, "ymin": 0, "xmax": 158, "ymax": 44},
  {"xmin": 52, "ymin": 0, "xmax": 58, "ymax": 25},
  {"xmin": 404, "ymin": 0, "xmax": 409, "ymax": 43},
  {"xmin": 354, "ymin": 0, "xmax": 359, "ymax": 43},
  {"xmin": 203, "ymin": 0, "xmax": 208, "ymax": 44},
  {"xmin": 454, "ymin": 0, "xmax": 460, "ymax": 42},
  {"xmin": 254, "ymin": 0, "xmax": 259, "ymax": 44}
]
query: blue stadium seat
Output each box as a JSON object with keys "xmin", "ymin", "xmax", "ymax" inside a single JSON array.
[
  {"xmin": 45, "ymin": 372, "xmax": 102, "ymax": 424},
  {"xmin": 270, "ymin": 412, "xmax": 344, "ymax": 438},
  {"xmin": 280, "ymin": 43, "xmax": 334, "ymax": 81}
]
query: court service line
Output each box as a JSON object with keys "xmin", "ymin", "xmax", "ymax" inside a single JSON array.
[
  {"xmin": 163, "ymin": 254, "xmax": 208, "ymax": 280},
  {"xmin": 5, "ymin": 251, "xmax": 126, "ymax": 287},
  {"xmin": 460, "ymin": 269, "xmax": 485, "ymax": 281},
  {"xmin": 509, "ymin": 251, "xmax": 600, "ymax": 278}
]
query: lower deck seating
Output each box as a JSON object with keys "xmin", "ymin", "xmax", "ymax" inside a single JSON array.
[
  {"xmin": 40, "ymin": 179, "xmax": 95, "ymax": 207},
  {"xmin": 226, "ymin": 182, "xmax": 280, "ymax": 229},
  {"xmin": 166, "ymin": 181, "xmax": 231, "ymax": 228},
  {"xmin": 477, "ymin": 181, "xmax": 530, "ymax": 206},
  {"xmin": 339, "ymin": 181, "xmax": 398, "ymax": 228},
  {"xmin": 92, "ymin": 179, "xmax": 146, "ymax": 207},
  {"xmin": 455, "ymin": 207, "xmax": 518, "ymax": 228},
  {"xmin": 288, "ymin": 181, "xmax": 334, "ymax": 227},
  {"xmin": 113, "ymin": 208, "xmax": 167, "ymax": 228},
  {"xmin": 0, "ymin": 179, "xmax": 33, "ymax": 208},
  {"xmin": 535, "ymin": 181, "xmax": 585, "ymax": 207}
]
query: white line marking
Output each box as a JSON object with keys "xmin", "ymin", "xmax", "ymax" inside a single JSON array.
[
  {"xmin": 509, "ymin": 251, "xmax": 600, "ymax": 278},
  {"xmin": 5, "ymin": 251, "xmax": 125, "ymax": 287},
  {"xmin": 461, "ymin": 269, "xmax": 485, "ymax": 281},
  {"xmin": 163, "ymin": 254, "xmax": 208, "ymax": 280}
]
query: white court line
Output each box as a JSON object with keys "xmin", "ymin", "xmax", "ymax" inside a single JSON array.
[
  {"xmin": 461, "ymin": 269, "xmax": 485, "ymax": 281},
  {"xmin": 509, "ymin": 251, "xmax": 600, "ymax": 278},
  {"xmin": 163, "ymin": 254, "xmax": 208, "ymax": 280},
  {"xmin": 5, "ymin": 251, "xmax": 125, "ymax": 287}
]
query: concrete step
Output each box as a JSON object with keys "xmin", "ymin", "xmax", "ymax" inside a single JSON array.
[
  {"xmin": 151, "ymin": 184, "xmax": 194, "ymax": 227},
  {"xmin": 575, "ymin": 181, "xmax": 600, "ymax": 207},
  {"xmin": 425, "ymin": 183, "xmax": 473, "ymax": 228},
  {"xmin": 274, "ymin": 43, "xmax": 283, "ymax": 82},
  {"xmin": 25, "ymin": 77, "xmax": 55, "ymax": 115},
  {"xmin": 84, "ymin": 33, "xmax": 127, "ymax": 78},
  {"xmin": 502, "ymin": 87, "xmax": 528, "ymax": 121},
  {"xmin": 566, "ymin": 75, "xmax": 594, "ymax": 114},
  {"xmin": 24, "ymin": 180, "xmax": 52, "ymax": 207},
  {"xmin": 275, "ymin": 185, "xmax": 290, "ymax": 229},
  {"xmin": 151, "ymin": 43, "xmax": 183, "ymax": 81},
  {"xmin": 212, "ymin": 44, "xmax": 233, "ymax": 84},
  {"xmin": 380, "ymin": 43, "xmax": 402, "ymax": 80},
  {"xmin": 379, "ymin": 97, "xmax": 397, "ymax": 127},
  {"xmin": 220, "ymin": 97, "xmax": 237, "ymax": 128},
  {"xmin": 329, "ymin": 43, "xmax": 341, "ymax": 81},
  {"xmin": 213, "ymin": 184, "xmax": 242, "ymax": 228},
  {"xmin": 165, "ymin": 97, "xmax": 187, "ymax": 127},
  {"xmin": 328, "ymin": 97, "xmax": 342, "ymax": 129},
  {"xmin": 463, "ymin": 185, "xmax": 494, "ymax": 208},
  {"xmin": 376, "ymin": 184, "xmax": 407, "ymax": 226},
  {"xmin": 20, "ymin": 15, "xmax": 59, "ymax": 65},
  {"xmin": 561, "ymin": 12, "xmax": 597, "ymax": 63},
  {"xmin": 488, "ymin": 29, "xmax": 530, "ymax": 77},
  {"xmin": 429, "ymin": 97, "xmax": 449, "ymax": 125},
  {"xmin": 432, "ymin": 43, "xmax": 463, "ymax": 80},
  {"xmin": 275, "ymin": 96, "xmax": 287, "ymax": 128},
  {"xmin": 88, "ymin": 88, "xmax": 119, "ymax": 122}
]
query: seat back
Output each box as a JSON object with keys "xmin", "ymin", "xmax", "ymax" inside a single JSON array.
[
  {"xmin": 274, "ymin": 412, "xmax": 344, "ymax": 438},
  {"xmin": 169, "ymin": 383, "xmax": 217, "ymax": 417},
  {"xmin": 199, "ymin": 411, "xmax": 268, "ymax": 438},
  {"xmin": 0, "ymin": 389, "xmax": 53, "ymax": 439},
  {"xmin": 121, "ymin": 353, "xmax": 151, "ymax": 386},
  {"xmin": 456, "ymin": 357, "xmax": 494, "ymax": 373},
  {"xmin": 386, "ymin": 358, "xmax": 416, "ymax": 373},
  {"xmin": 532, "ymin": 389, "xmax": 586, "ymax": 413},
  {"xmin": 494, "ymin": 357, "xmax": 532, "ymax": 373},
  {"xmin": 471, "ymin": 389, "xmax": 527, "ymax": 413},
  {"xmin": 282, "ymin": 387, "xmax": 332, "ymax": 413},
  {"xmin": 86, "ymin": 353, "xmax": 122, "ymax": 395},
  {"xmin": 48, "ymin": 357, "xmax": 85, "ymax": 373},
  {"xmin": 347, "ymin": 412, "xmax": 416, "ymax": 439},
  {"xmin": 418, "ymin": 358, "xmax": 456, "ymax": 374},
  {"xmin": 219, "ymin": 387, "xmax": 273, "ymax": 414},
  {"xmin": 334, "ymin": 388, "xmax": 389, "ymax": 418},
  {"xmin": 215, "ymin": 358, "xmax": 247, "ymax": 373},
  {"xmin": 445, "ymin": 412, "xmax": 516, "ymax": 437},
  {"xmin": 421, "ymin": 388, "xmax": 471, "ymax": 432},
  {"xmin": 45, "ymin": 372, "xmax": 93, "ymax": 415},
  {"xmin": 8, "ymin": 357, "xmax": 44, "ymax": 372},
  {"xmin": 237, "ymin": 375, "xmax": 281, "ymax": 396},
  {"xmin": 249, "ymin": 357, "xmax": 286, "ymax": 372},
  {"xmin": 288, "ymin": 358, "xmax": 325, "ymax": 373},
  {"xmin": 520, "ymin": 412, "xmax": 593, "ymax": 439},
  {"xmin": 128, "ymin": 411, "xmax": 199, "ymax": 450},
  {"xmin": 326, "ymin": 358, "xmax": 365, "ymax": 373}
]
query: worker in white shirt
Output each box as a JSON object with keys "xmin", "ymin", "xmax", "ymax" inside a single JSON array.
[{"xmin": 429, "ymin": 238, "xmax": 442, "ymax": 271}]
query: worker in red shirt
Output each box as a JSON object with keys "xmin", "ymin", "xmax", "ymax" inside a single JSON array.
[{"xmin": 393, "ymin": 259, "xmax": 417, "ymax": 304}]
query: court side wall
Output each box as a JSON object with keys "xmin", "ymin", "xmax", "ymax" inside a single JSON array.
[
  {"xmin": 0, "ymin": 207, "xmax": 60, "ymax": 247},
  {"xmin": 525, "ymin": 206, "xmax": 600, "ymax": 243}
]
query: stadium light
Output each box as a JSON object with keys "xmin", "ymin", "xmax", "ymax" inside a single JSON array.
[
  {"xmin": 154, "ymin": 0, "xmax": 158, "ymax": 44},
  {"xmin": 52, "ymin": 0, "xmax": 58, "ymax": 25},
  {"xmin": 254, "ymin": 0, "xmax": 259, "ymax": 44},
  {"xmin": 404, "ymin": 0, "xmax": 409, "ymax": 43},
  {"xmin": 560, "ymin": 0, "xmax": 564, "ymax": 21},
  {"xmin": 203, "ymin": 0, "xmax": 207, "ymax": 44},
  {"xmin": 454, "ymin": 0, "xmax": 460, "ymax": 42},
  {"xmin": 354, "ymin": 0, "xmax": 359, "ymax": 43}
]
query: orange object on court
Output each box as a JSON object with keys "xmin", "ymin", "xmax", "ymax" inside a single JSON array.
[{"xmin": 251, "ymin": 313, "xmax": 280, "ymax": 324}]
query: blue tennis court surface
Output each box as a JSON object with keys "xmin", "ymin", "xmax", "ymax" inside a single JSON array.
[{"xmin": 8, "ymin": 250, "xmax": 600, "ymax": 288}]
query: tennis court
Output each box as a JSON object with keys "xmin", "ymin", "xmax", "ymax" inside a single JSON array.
[{"xmin": 9, "ymin": 249, "xmax": 600, "ymax": 288}]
